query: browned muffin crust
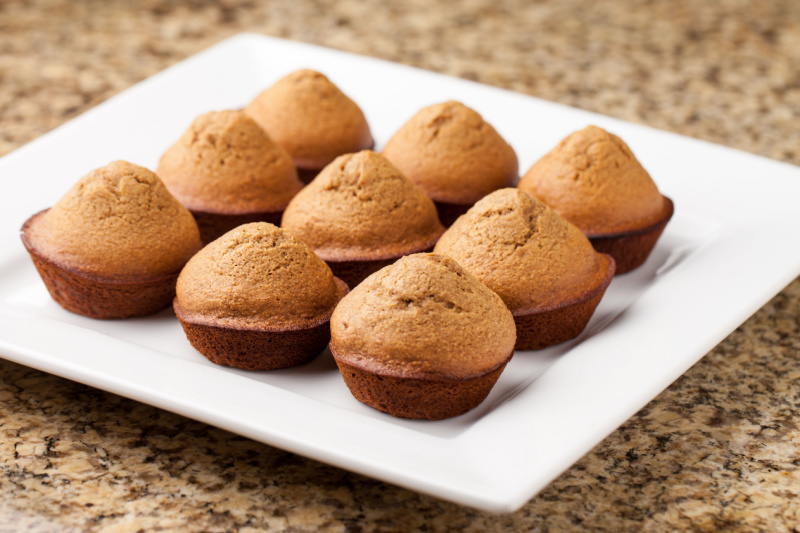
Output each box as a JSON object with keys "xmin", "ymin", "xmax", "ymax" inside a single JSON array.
[
  {"xmin": 518, "ymin": 125, "xmax": 666, "ymax": 235},
  {"xmin": 382, "ymin": 101, "xmax": 519, "ymax": 206},
  {"xmin": 281, "ymin": 151, "xmax": 445, "ymax": 264},
  {"xmin": 331, "ymin": 253, "xmax": 516, "ymax": 379},
  {"xmin": 176, "ymin": 222, "xmax": 343, "ymax": 331},
  {"xmin": 434, "ymin": 188, "xmax": 608, "ymax": 312},
  {"xmin": 244, "ymin": 69, "xmax": 374, "ymax": 171},
  {"xmin": 24, "ymin": 161, "xmax": 201, "ymax": 280},
  {"xmin": 157, "ymin": 110, "xmax": 303, "ymax": 217}
]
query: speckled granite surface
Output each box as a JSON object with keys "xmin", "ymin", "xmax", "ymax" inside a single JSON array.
[{"xmin": 1, "ymin": 0, "xmax": 799, "ymax": 530}]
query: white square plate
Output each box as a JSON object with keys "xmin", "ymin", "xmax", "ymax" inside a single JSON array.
[{"xmin": 1, "ymin": 34, "xmax": 799, "ymax": 513}]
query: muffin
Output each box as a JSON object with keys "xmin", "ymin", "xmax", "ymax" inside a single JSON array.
[
  {"xmin": 330, "ymin": 253, "xmax": 516, "ymax": 420},
  {"xmin": 517, "ymin": 125, "xmax": 674, "ymax": 274},
  {"xmin": 281, "ymin": 150, "xmax": 445, "ymax": 288},
  {"xmin": 244, "ymin": 69, "xmax": 374, "ymax": 183},
  {"xmin": 173, "ymin": 222, "xmax": 348, "ymax": 370},
  {"xmin": 434, "ymin": 189, "xmax": 615, "ymax": 350},
  {"xmin": 382, "ymin": 101, "xmax": 519, "ymax": 226},
  {"xmin": 157, "ymin": 110, "xmax": 303, "ymax": 243},
  {"xmin": 20, "ymin": 161, "xmax": 202, "ymax": 319}
]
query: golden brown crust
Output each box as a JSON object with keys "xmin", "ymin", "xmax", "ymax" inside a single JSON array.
[
  {"xmin": 175, "ymin": 222, "xmax": 344, "ymax": 330},
  {"xmin": 281, "ymin": 151, "xmax": 445, "ymax": 262},
  {"xmin": 382, "ymin": 101, "xmax": 519, "ymax": 205},
  {"xmin": 330, "ymin": 253, "xmax": 517, "ymax": 379},
  {"xmin": 157, "ymin": 110, "xmax": 303, "ymax": 215},
  {"xmin": 244, "ymin": 69, "xmax": 373, "ymax": 170},
  {"xmin": 434, "ymin": 188, "xmax": 608, "ymax": 312},
  {"xmin": 24, "ymin": 161, "xmax": 202, "ymax": 280},
  {"xmin": 518, "ymin": 125, "xmax": 665, "ymax": 235}
]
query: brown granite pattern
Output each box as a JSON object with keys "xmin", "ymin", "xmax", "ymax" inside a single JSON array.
[{"xmin": 1, "ymin": 0, "xmax": 799, "ymax": 530}]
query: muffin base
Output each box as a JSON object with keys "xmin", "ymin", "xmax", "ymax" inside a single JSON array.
[
  {"xmin": 318, "ymin": 232, "xmax": 444, "ymax": 289},
  {"xmin": 176, "ymin": 310, "xmax": 331, "ymax": 370},
  {"xmin": 174, "ymin": 277, "xmax": 348, "ymax": 371},
  {"xmin": 587, "ymin": 196, "xmax": 674, "ymax": 275},
  {"xmin": 513, "ymin": 253, "xmax": 615, "ymax": 350},
  {"xmin": 434, "ymin": 200, "xmax": 472, "ymax": 227},
  {"xmin": 21, "ymin": 215, "xmax": 180, "ymax": 319},
  {"xmin": 331, "ymin": 348, "xmax": 512, "ymax": 420},
  {"xmin": 296, "ymin": 166, "xmax": 322, "ymax": 185},
  {"xmin": 190, "ymin": 208, "xmax": 284, "ymax": 245},
  {"xmin": 324, "ymin": 257, "xmax": 397, "ymax": 290}
]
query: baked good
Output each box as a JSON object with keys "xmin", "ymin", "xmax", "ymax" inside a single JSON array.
[
  {"xmin": 517, "ymin": 125, "xmax": 673, "ymax": 274},
  {"xmin": 20, "ymin": 161, "xmax": 202, "ymax": 319},
  {"xmin": 434, "ymin": 188, "xmax": 614, "ymax": 350},
  {"xmin": 281, "ymin": 150, "xmax": 445, "ymax": 288},
  {"xmin": 329, "ymin": 253, "xmax": 516, "ymax": 420},
  {"xmin": 381, "ymin": 101, "xmax": 519, "ymax": 226},
  {"xmin": 173, "ymin": 222, "xmax": 348, "ymax": 370},
  {"xmin": 244, "ymin": 69, "xmax": 374, "ymax": 183},
  {"xmin": 157, "ymin": 110, "xmax": 303, "ymax": 243}
]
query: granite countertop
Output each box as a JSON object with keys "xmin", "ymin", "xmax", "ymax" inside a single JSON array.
[{"xmin": 1, "ymin": 0, "xmax": 799, "ymax": 530}]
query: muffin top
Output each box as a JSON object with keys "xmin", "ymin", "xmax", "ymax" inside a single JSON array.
[
  {"xmin": 157, "ymin": 110, "xmax": 303, "ymax": 214},
  {"xmin": 434, "ymin": 189, "xmax": 609, "ymax": 312},
  {"xmin": 26, "ymin": 161, "xmax": 201, "ymax": 279},
  {"xmin": 244, "ymin": 69, "xmax": 374, "ymax": 169},
  {"xmin": 175, "ymin": 223, "xmax": 344, "ymax": 330},
  {"xmin": 381, "ymin": 101, "xmax": 519, "ymax": 205},
  {"xmin": 281, "ymin": 151, "xmax": 445, "ymax": 261},
  {"xmin": 330, "ymin": 253, "xmax": 516, "ymax": 379},
  {"xmin": 517, "ymin": 125, "xmax": 665, "ymax": 235}
]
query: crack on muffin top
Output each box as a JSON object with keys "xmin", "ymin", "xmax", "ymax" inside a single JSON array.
[{"xmin": 434, "ymin": 188, "xmax": 605, "ymax": 311}]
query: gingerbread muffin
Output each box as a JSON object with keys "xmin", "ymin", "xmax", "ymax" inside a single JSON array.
[
  {"xmin": 517, "ymin": 125, "xmax": 673, "ymax": 274},
  {"xmin": 382, "ymin": 101, "xmax": 519, "ymax": 226},
  {"xmin": 174, "ymin": 222, "xmax": 348, "ymax": 370},
  {"xmin": 244, "ymin": 69, "xmax": 374, "ymax": 183},
  {"xmin": 434, "ymin": 189, "xmax": 614, "ymax": 350},
  {"xmin": 330, "ymin": 253, "xmax": 516, "ymax": 420},
  {"xmin": 281, "ymin": 150, "xmax": 445, "ymax": 288},
  {"xmin": 20, "ymin": 161, "xmax": 202, "ymax": 319},
  {"xmin": 157, "ymin": 110, "xmax": 303, "ymax": 243}
]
